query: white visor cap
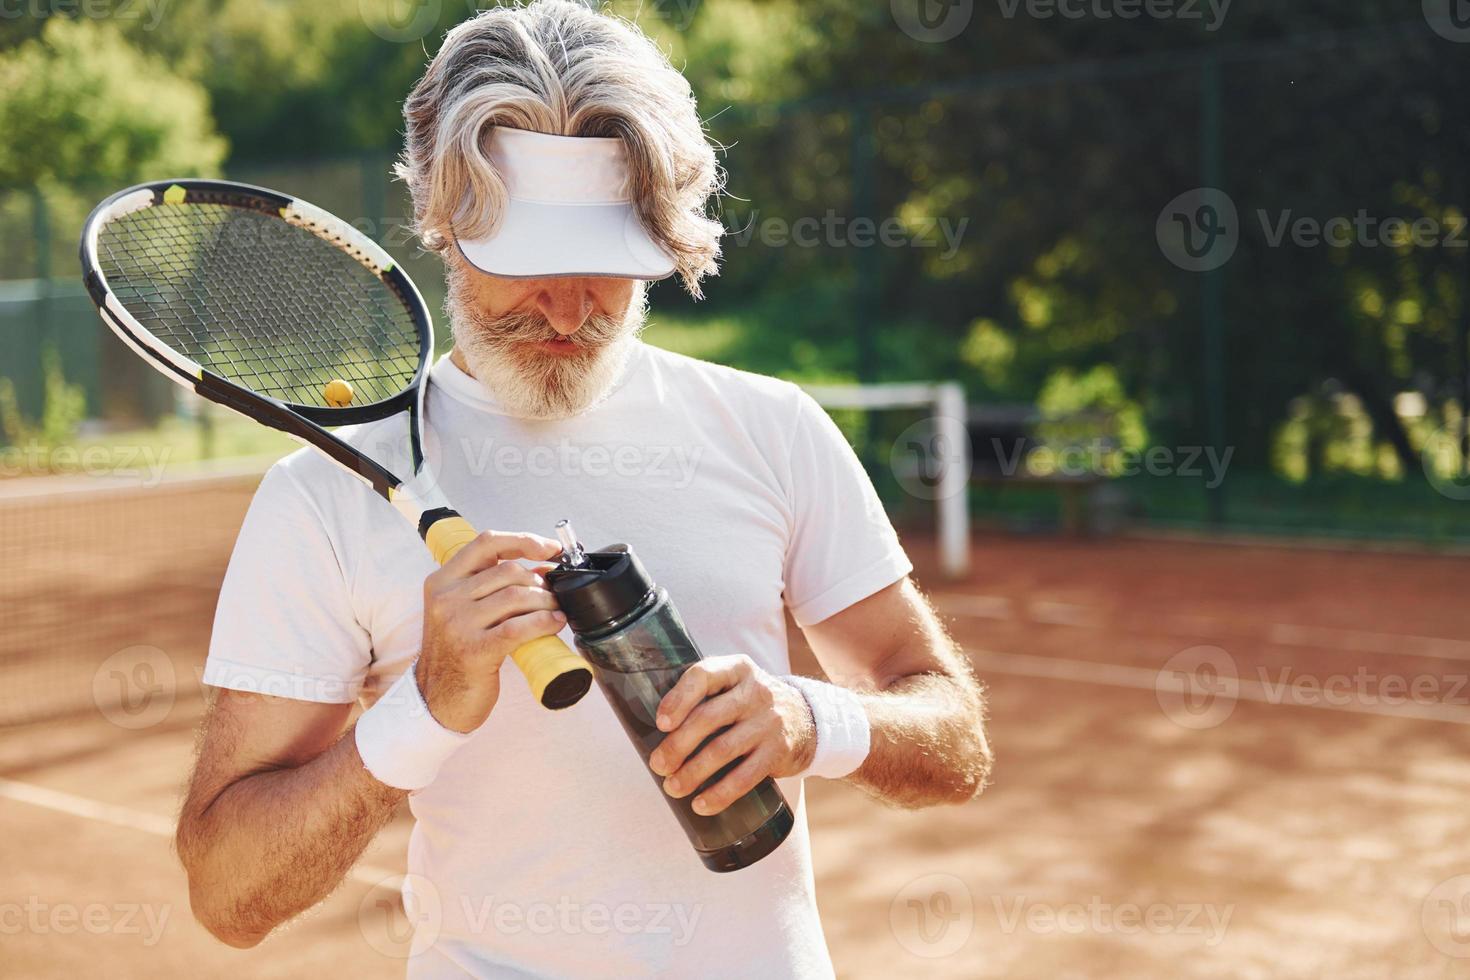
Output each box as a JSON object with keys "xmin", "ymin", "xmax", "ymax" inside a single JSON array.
[{"xmin": 455, "ymin": 128, "xmax": 676, "ymax": 280}]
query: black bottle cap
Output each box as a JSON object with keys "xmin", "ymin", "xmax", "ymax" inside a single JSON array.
[{"xmin": 546, "ymin": 544, "xmax": 655, "ymax": 634}]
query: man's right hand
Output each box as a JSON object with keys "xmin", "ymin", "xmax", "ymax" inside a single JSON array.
[{"xmin": 415, "ymin": 530, "xmax": 567, "ymax": 733}]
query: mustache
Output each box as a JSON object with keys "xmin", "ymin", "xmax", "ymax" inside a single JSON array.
[{"xmin": 454, "ymin": 306, "xmax": 629, "ymax": 353}]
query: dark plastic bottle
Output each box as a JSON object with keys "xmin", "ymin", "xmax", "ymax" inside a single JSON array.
[{"xmin": 546, "ymin": 542, "xmax": 794, "ymax": 872}]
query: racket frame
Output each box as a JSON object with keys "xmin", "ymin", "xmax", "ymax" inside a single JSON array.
[
  {"xmin": 79, "ymin": 178, "xmax": 441, "ymax": 520},
  {"xmin": 79, "ymin": 178, "xmax": 595, "ymax": 710}
]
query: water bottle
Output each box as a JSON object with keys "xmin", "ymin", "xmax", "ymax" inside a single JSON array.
[{"xmin": 545, "ymin": 521, "xmax": 794, "ymax": 872}]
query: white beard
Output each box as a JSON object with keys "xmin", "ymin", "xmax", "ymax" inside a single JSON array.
[{"xmin": 446, "ymin": 280, "xmax": 646, "ymax": 420}]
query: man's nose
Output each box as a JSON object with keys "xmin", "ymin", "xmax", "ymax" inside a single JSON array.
[{"xmin": 533, "ymin": 281, "xmax": 596, "ymax": 336}]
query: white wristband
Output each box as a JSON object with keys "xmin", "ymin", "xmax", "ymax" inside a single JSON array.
[
  {"xmin": 354, "ymin": 661, "xmax": 475, "ymax": 791},
  {"xmin": 784, "ymin": 675, "xmax": 871, "ymax": 780}
]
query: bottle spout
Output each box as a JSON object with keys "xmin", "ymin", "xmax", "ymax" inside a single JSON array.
[{"xmin": 555, "ymin": 519, "xmax": 587, "ymax": 568}]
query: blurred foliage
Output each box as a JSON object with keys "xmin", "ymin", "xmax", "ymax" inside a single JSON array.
[
  {"xmin": 0, "ymin": 17, "xmax": 226, "ymax": 188},
  {"xmin": 0, "ymin": 347, "xmax": 85, "ymax": 449},
  {"xmin": 1, "ymin": 0, "xmax": 1468, "ymax": 506},
  {"xmin": 1035, "ymin": 365, "xmax": 1148, "ymax": 456}
]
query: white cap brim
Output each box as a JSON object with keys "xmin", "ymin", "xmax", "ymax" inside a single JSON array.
[
  {"xmin": 454, "ymin": 128, "xmax": 676, "ymax": 281},
  {"xmin": 457, "ymin": 198, "xmax": 675, "ymax": 280}
]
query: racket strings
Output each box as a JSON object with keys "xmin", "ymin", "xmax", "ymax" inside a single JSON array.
[{"xmin": 97, "ymin": 203, "xmax": 421, "ymax": 407}]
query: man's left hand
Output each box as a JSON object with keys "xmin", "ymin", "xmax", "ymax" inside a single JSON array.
[{"xmin": 649, "ymin": 655, "xmax": 816, "ymax": 815}]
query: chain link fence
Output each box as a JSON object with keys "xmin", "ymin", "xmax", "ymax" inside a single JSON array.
[{"xmin": 4, "ymin": 23, "xmax": 1469, "ymax": 540}]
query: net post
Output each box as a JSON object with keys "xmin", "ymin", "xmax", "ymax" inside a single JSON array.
[
  {"xmin": 1199, "ymin": 55, "xmax": 1228, "ymax": 527},
  {"xmin": 934, "ymin": 382, "xmax": 970, "ymax": 579},
  {"xmin": 802, "ymin": 381, "xmax": 973, "ymax": 582}
]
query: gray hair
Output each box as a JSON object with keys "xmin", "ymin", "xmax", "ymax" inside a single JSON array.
[{"xmin": 395, "ymin": 0, "xmax": 723, "ymax": 296}]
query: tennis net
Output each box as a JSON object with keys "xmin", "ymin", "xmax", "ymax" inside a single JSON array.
[{"xmin": 0, "ymin": 467, "xmax": 263, "ymax": 728}]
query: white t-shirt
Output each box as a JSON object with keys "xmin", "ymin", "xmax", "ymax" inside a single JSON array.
[{"xmin": 204, "ymin": 342, "xmax": 912, "ymax": 979}]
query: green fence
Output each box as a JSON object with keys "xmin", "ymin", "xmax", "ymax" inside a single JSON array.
[{"xmin": 4, "ymin": 21, "xmax": 1470, "ymax": 541}]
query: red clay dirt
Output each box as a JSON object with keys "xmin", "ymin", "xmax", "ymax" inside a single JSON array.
[{"xmin": 3, "ymin": 501, "xmax": 1468, "ymax": 978}]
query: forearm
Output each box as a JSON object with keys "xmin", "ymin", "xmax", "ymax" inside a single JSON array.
[
  {"xmin": 845, "ymin": 667, "xmax": 992, "ymax": 808},
  {"xmin": 177, "ymin": 726, "xmax": 406, "ymax": 947},
  {"xmin": 798, "ymin": 579, "xmax": 992, "ymax": 807}
]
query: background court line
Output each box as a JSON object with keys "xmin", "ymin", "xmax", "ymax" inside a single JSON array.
[
  {"xmin": 937, "ymin": 594, "xmax": 1470, "ymax": 662},
  {"xmin": 0, "ymin": 777, "xmax": 401, "ymax": 886},
  {"xmin": 969, "ymin": 648, "xmax": 1470, "ymax": 725}
]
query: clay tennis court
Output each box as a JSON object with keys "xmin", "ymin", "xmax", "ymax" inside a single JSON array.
[{"xmin": 3, "ymin": 472, "xmax": 1469, "ymax": 977}]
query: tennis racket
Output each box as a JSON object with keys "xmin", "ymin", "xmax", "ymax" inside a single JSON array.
[{"xmin": 79, "ymin": 178, "xmax": 594, "ymax": 710}]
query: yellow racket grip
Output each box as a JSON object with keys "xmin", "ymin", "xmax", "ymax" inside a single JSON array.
[
  {"xmin": 509, "ymin": 634, "xmax": 594, "ymax": 710},
  {"xmin": 424, "ymin": 513, "xmax": 480, "ymax": 565},
  {"xmin": 420, "ymin": 511, "xmax": 592, "ymax": 710}
]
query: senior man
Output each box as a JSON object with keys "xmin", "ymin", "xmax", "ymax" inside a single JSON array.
[{"xmin": 176, "ymin": 2, "xmax": 991, "ymax": 976}]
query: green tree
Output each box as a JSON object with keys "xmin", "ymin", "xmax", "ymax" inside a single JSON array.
[
  {"xmin": 0, "ymin": 17, "xmax": 226, "ymax": 188},
  {"xmin": 0, "ymin": 348, "xmax": 86, "ymax": 451}
]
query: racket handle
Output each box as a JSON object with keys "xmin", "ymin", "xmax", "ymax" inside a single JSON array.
[
  {"xmin": 420, "ymin": 511, "xmax": 592, "ymax": 710},
  {"xmin": 422, "ymin": 513, "xmax": 479, "ymax": 564}
]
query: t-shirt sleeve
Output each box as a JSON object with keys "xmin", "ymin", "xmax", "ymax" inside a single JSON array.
[
  {"xmin": 781, "ymin": 390, "xmax": 914, "ymax": 627},
  {"xmin": 202, "ymin": 462, "xmax": 372, "ymax": 703}
]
